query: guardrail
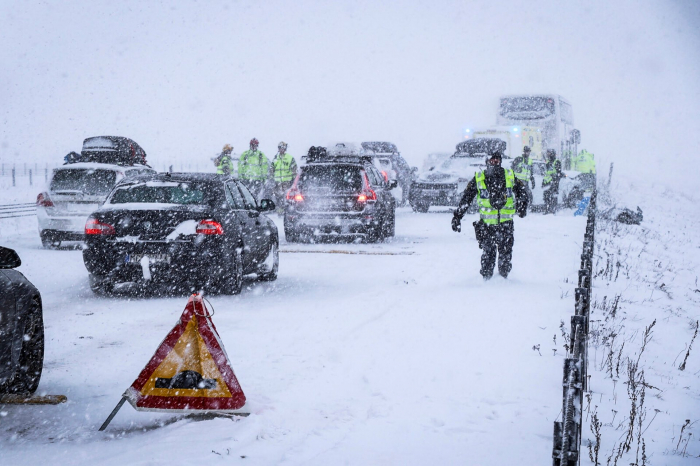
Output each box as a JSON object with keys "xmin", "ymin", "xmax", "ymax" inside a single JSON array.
[
  {"xmin": 552, "ymin": 186, "xmax": 596, "ymax": 465},
  {"xmin": 0, "ymin": 203, "xmax": 36, "ymax": 219}
]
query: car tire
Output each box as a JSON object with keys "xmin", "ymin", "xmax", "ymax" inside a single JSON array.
[
  {"xmin": 383, "ymin": 208, "xmax": 396, "ymax": 238},
  {"xmin": 40, "ymin": 230, "xmax": 60, "ymax": 249},
  {"xmin": 258, "ymin": 239, "xmax": 279, "ymax": 281},
  {"xmin": 221, "ymin": 246, "xmax": 243, "ymax": 295},
  {"xmin": 89, "ymin": 273, "xmax": 114, "ymax": 296},
  {"xmin": 1, "ymin": 297, "xmax": 44, "ymax": 394},
  {"xmin": 411, "ymin": 202, "xmax": 429, "ymax": 213},
  {"xmin": 284, "ymin": 227, "xmax": 299, "ymax": 243}
]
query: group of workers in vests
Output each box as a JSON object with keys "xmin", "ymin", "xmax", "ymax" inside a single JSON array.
[
  {"xmin": 452, "ymin": 145, "xmax": 595, "ymax": 280},
  {"xmin": 214, "ymin": 138, "xmax": 298, "ymax": 209}
]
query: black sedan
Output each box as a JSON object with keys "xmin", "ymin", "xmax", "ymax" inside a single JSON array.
[
  {"xmin": 83, "ymin": 173, "xmax": 279, "ymax": 295},
  {"xmin": 0, "ymin": 246, "xmax": 44, "ymax": 394}
]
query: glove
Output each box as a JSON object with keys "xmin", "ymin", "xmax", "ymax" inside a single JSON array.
[
  {"xmin": 451, "ymin": 214, "xmax": 461, "ymax": 232},
  {"xmin": 519, "ymin": 210, "xmax": 526, "ymax": 218}
]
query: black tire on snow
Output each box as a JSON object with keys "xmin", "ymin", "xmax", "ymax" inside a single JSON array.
[
  {"xmin": 1, "ymin": 297, "xmax": 44, "ymax": 394},
  {"xmin": 220, "ymin": 247, "xmax": 243, "ymax": 295},
  {"xmin": 40, "ymin": 231, "xmax": 60, "ymax": 249},
  {"xmin": 258, "ymin": 239, "xmax": 279, "ymax": 282},
  {"xmin": 284, "ymin": 227, "xmax": 299, "ymax": 243},
  {"xmin": 383, "ymin": 208, "xmax": 396, "ymax": 238},
  {"xmin": 411, "ymin": 202, "xmax": 429, "ymax": 213},
  {"xmin": 89, "ymin": 274, "xmax": 114, "ymax": 296}
]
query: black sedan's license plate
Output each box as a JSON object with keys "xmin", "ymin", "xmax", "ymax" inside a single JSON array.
[{"xmin": 125, "ymin": 253, "xmax": 171, "ymax": 264}]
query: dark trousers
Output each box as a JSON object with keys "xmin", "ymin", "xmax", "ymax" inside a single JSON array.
[
  {"xmin": 543, "ymin": 186, "xmax": 559, "ymax": 214},
  {"xmin": 479, "ymin": 221, "xmax": 515, "ymax": 278}
]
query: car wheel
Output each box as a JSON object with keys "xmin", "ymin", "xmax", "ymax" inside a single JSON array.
[
  {"xmin": 284, "ymin": 227, "xmax": 299, "ymax": 243},
  {"xmin": 1, "ymin": 297, "xmax": 44, "ymax": 394},
  {"xmin": 411, "ymin": 202, "xmax": 429, "ymax": 213},
  {"xmin": 258, "ymin": 239, "xmax": 279, "ymax": 281},
  {"xmin": 221, "ymin": 246, "xmax": 243, "ymax": 295},
  {"xmin": 40, "ymin": 230, "xmax": 60, "ymax": 249},
  {"xmin": 383, "ymin": 208, "xmax": 396, "ymax": 238},
  {"xmin": 89, "ymin": 273, "xmax": 114, "ymax": 296}
]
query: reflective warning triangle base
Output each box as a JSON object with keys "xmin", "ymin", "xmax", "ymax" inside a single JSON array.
[{"xmin": 124, "ymin": 294, "xmax": 247, "ymax": 413}]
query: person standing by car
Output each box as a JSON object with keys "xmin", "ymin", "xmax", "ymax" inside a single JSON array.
[
  {"xmin": 238, "ymin": 138, "xmax": 269, "ymax": 198},
  {"xmin": 542, "ymin": 149, "xmax": 565, "ymax": 215},
  {"xmin": 451, "ymin": 150, "xmax": 528, "ymax": 280},
  {"xmin": 511, "ymin": 145, "xmax": 535, "ymax": 207},
  {"xmin": 268, "ymin": 141, "xmax": 297, "ymax": 211},
  {"xmin": 215, "ymin": 144, "xmax": 234, "ymax": 175}
]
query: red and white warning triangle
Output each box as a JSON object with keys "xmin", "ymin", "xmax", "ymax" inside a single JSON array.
[{"xmin": 124, "ymin": 294, "xmax": 246, "ymax": 413}]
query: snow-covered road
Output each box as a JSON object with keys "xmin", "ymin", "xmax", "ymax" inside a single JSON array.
[{"xmin": 1, "ymin": 207, "xmax": 586, "ymax": 465}]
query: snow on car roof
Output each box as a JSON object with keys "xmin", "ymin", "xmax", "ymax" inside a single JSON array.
[{"xmin": 53, "ymin": 162, "xmax": 151, "ymax": 171}]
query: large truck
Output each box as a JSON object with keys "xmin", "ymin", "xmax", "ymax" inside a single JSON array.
[
  {"xmin": 495, "ymin": 94, "xmax": 581, "ymax": 169},
  {"xmin": 470, "ymin": 126, "xmax": 544, "ymax": 161}
]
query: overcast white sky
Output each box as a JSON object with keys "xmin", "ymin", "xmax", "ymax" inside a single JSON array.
[{"xmin": 1, "ymin": 0, "xmax": 699, "ymax": 189}]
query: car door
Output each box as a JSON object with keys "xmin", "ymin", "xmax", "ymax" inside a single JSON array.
[
  {"xmin": 230, "ymin": 181, "xmax": 267, "ymax": 268},
  {"xmin": 0, "ymin": 270, "xmax": 17, "ymax": 382},
  {"xmin": 367, "ymin": 165, "xmax": 394, "ymax": 218}
]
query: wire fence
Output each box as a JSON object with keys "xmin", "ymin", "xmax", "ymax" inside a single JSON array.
[
  {"xmin": 552, "ymin": 185, "xmax": 596, "ymax": 465},
  {"xmin": 0, "ymin": 203, "xmax": 36, "ymax": 219}
]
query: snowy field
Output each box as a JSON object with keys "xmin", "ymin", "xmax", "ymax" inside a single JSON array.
[{"xmin": 0, "ymin": 184, "xmax": 588, "ymax": 465}]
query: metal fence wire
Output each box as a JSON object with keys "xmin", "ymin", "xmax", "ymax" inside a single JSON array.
[
  {"xmin": 552, "ymin": 186, "xmax": 596, "ymax": 465},
  {"xmin": 0, "ymin": 203, "xmax": 36, "ymax": 219}
]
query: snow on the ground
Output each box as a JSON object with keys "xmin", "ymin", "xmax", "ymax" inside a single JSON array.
[
  {"xmin": 580, "ymin": 177, "xmax": 700, "ymax": 465},
  {"xmin": 0, "ymin": 183, "xmax": 587, "ymax": 465}
]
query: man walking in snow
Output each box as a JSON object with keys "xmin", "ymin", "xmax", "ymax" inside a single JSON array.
[
  {"xmin": 542, "ymin": 149, "xmax": 565, "ymax": 215},
  {"xmin": 268, "ymin": 141, "xmax": 297, "ymax": 212},
  {"xmin": 451, "ymin": 150, "xmax": 529, "ymax": 279},
  {"xmin": 238, "ymin": 138, "xmax": 270, "ymax": 199},
  {"xmin": 511, "ymin": 145, "xmax": 536, "ymax": 207}
]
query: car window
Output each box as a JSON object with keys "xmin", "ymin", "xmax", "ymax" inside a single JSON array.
[
  {"xmin": 226, "ymin": 181, "xmax": 246, "ymax": 209},
  {"xmin": 109, "ymin": 181, "xmax": 211, "ymax": 205},
  {"xmin": 365, "ymin": 167, "xmax": 379, "ymax": 187},
  {"xmin": 298, "ymin": 165, "xmax": 362, "ymax": 192},
  {"xmin": 236, "ymin": 182, "xmax": 258, "ymax": 209},
  {"xmin": 50, "ymin": 169, "xmax": 117, "ymax": 195}
]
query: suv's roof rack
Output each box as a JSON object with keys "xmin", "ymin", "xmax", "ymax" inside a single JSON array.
[
  {"xmin": 361, "ymin": 141, "xmax": 398, "ymax": 155},
  {"xmin": 303, "ymin": 145, "xmax": 373, "ymax": 165}
]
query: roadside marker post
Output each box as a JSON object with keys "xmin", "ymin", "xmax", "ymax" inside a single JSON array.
[{"xmin": 99, "ymin": 294, "xmax": 248, "ymax": 431}]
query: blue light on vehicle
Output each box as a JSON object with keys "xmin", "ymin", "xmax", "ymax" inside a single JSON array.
[{"xmin": 512, "ymin": 127, "xmax": 519, "ymax": 132}]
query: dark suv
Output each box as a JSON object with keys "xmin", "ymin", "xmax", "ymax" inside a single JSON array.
[
  {"xmin": 284, "ymin": 145, "xmax": 396, "ymax": 242},
  {"xmin": 83, "ymin": 173, "xmax": 279, "ymax": 295}
]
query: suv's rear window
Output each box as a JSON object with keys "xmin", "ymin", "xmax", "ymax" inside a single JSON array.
[
  {"xmin": 299, "ymin": 166, "xmax": 362, "ymax": 192},
  {"xmin": 109, "ymin": 182, "xmax": 210, "ymax": 205},
  {"xmin": 50, "ymin": 169, "xmax": 117, "ymax": 195}
]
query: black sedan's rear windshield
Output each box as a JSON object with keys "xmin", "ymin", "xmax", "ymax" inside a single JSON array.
[
  {"xmin": 51, "ymin": 169, "xmax": 117, "ymax": 195},
  {"xmin": 299, "ymin": 166, "xmax": 362, "ymax": 192},
  {"xmin": 109, "ymin": 182, "xmax": 213, "ymax": 205}
]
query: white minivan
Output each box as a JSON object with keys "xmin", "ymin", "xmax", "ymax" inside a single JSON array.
[{"xmin": 36, "ymin": 163, "xmax": 154, "ymax": 247}]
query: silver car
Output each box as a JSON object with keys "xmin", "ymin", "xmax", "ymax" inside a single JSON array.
[{"xmin": 36, "ymin": 163, "xmax": 154, "ymax": 248}]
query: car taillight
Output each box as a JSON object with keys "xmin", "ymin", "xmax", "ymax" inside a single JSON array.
[
  {"xmin": 36, "ymin": 192, "xmax": 54, "ymax": 207},
  {"xmin": 357, "ymin": 172, "xmax": 377, "ymax": 203},
  {"xmin": 196, "ymin": 219, "xmax": 224, "ymax": 235},
  {"xmin": 286, "ymin": 175, "xmax": 304, "ymax": 202},
  {"xmin": 85, "ymin": 218, "xmax": 115, "ymax": 235}
]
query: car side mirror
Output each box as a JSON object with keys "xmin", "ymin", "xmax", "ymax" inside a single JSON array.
[
  {"xmin": 258, "ymin": 199, "xmax": 276, "ymax": 212},
  {"xmin": 0, "ymin": 246, "xmax": 21, "ymax": 269},
  {"xmin": 389, "ymin": 179, "xmax": 398, "ymax": 189}
]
